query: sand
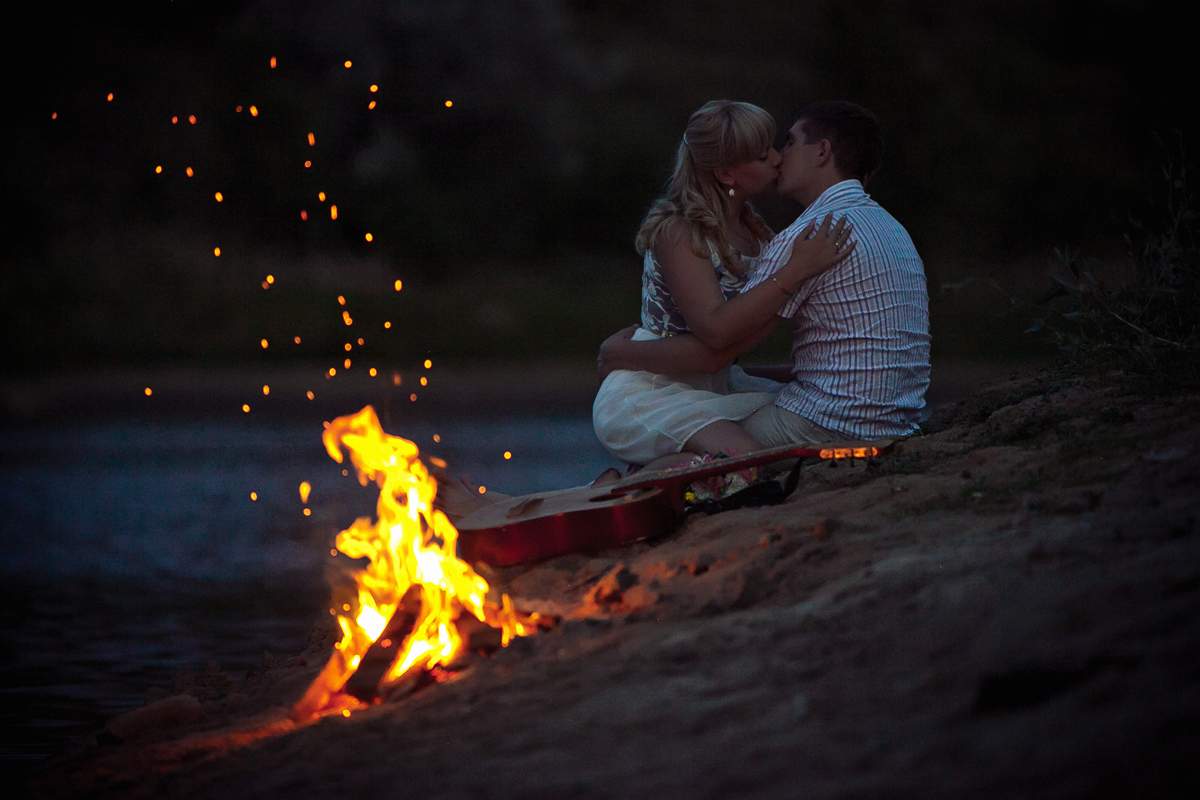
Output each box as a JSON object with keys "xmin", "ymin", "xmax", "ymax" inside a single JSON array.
[{"xmin": 33, "ymin": 367, "xmax": 1200, "ymax": 799}]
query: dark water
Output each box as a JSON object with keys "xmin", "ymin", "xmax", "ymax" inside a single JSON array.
[{"xmin": 0, "ymin": 413, "xmax": 615, "ymax": 777}]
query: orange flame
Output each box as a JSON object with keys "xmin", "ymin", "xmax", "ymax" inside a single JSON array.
[{"xmin": 292, "ymin": 406, "xmax": 538, "ymax": 720}]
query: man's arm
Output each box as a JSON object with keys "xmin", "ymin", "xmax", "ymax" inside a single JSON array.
[{"xmin": 597, "ymin": 318, "xmax": 777, "ymax": 378}]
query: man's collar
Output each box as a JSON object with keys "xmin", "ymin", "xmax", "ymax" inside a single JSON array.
[{"xmin": 803, "ymin": 179, "xmax": 866, "ymax": 216}]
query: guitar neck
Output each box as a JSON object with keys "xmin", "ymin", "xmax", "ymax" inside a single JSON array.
[{"xmin": 616, "ymin": 439, "xmax": 892, "ymax": 494}]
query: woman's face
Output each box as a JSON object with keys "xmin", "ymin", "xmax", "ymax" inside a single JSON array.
[{"xmin": 722, "ymin": 146, "xmax": 782, "ymax": 198}]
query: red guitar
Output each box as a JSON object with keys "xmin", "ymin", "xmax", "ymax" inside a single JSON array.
[{"xmin": 455, "ymin": 440, "xmax": 890, "ymax": 566}]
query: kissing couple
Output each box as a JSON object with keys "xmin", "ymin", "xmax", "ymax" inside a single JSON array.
[{"xmin": 592, "ymin": 99, "xmax": 931, "ymax": 483}]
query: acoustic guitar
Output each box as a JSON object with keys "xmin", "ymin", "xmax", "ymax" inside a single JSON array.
[{"xmin": 455, "ymin": 440, "xmax": 891, "ymax": 566}]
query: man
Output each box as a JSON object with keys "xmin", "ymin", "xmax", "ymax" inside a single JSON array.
[{"xmin": 600, "ymin": 101, "xmax": 930, "ymax": 445}]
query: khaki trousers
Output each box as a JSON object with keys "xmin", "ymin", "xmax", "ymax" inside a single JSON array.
[{"xmin": 743, "ymin": 403, "xmax": 844, "ymax": 447}]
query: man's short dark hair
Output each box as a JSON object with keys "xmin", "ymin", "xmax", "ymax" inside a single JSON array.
[{"xmin": 795, "ymin": 101, "xmax": 883, "ymax": 184}]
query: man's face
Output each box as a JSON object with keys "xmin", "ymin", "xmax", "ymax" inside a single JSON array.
[{"xmin": 776, "ymin": 119, "xmax": 820, "ymax": 202}]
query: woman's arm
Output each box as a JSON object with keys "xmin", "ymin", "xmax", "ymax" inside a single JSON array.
[
  {"xmin": 656, "ymin": 214, "xmax": 854, "ymax": 351},
  {"xmin": 736, "ymin": 363, "xmax": 795, "ymax": 383},
  {"xmin": 597, "ymin": 317, "xmax": 777, "ymax": 378}
]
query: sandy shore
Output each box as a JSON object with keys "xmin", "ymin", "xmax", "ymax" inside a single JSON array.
[{"xmin": 31, "ymin": 366, "xmax": 1200, "ymax": 798}]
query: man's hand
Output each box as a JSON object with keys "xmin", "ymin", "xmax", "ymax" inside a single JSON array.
[{"xmin": 597, "ymin": 324, "xmax": 639, "ymax": 379}]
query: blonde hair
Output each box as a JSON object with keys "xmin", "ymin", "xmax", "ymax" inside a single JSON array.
[{"xmin": 635, "ymin": 100, "xmax": 775, "ymax": 272}]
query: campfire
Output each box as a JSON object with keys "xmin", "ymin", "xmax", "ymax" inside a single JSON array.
[{"xmin": 291, "ymin": 406, "xmax": 541, "ymax": 720}]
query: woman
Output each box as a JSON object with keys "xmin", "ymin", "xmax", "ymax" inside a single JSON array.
[{"xmin": 592, "ymin": 100, "xmax": 853, "ymax": 469}]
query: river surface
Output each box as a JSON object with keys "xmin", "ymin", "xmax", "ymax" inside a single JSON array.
[{"xmin": 1, "ymin": 412, "xmax": 615, "ymax": 778}]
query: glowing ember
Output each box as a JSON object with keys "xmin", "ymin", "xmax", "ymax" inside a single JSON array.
[
  {"xmin": 503, "ymin": 451, "xmax": 512, "ymax": 460},
  {"xmin": 423, "ymin": 359, "xmax": 433, "ymax": 369},
  {"xmin": 144, "ymin": 386, "xmax": 153, "ymax": 397},
  {"xmin": 270, "ymin": 55, "xmax": 278, "ymax": 69},
  {"xmin": 291, "ymin": 406, "xmax": 539, "ymax": 720},
  {"xmin": 444, "ymin": 99, "xmax": 454, "ymax": 108},
  {"xmin": 299, "ymin": 480, "xmax": 312, "ymax": 504},
  {"xmin": 820, "ymin": 446, "xmax": 880, "ymax": 460},
  {"xmin": 394, "ymin": 279, "xmax": 403, "ymax": 292}
]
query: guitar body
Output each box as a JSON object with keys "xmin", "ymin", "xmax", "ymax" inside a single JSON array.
[
  {"xmin": 456, "ymin": 485, "xmax": 677, "ymax": 566},
  {"xmin": 454, "ymin": 439, "xmax": 892, "ymax": 567}
]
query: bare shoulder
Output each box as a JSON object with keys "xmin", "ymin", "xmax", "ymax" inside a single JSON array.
[{"xmin": 652, "ymin": 218, "xmax": 704, "ymax": 267}]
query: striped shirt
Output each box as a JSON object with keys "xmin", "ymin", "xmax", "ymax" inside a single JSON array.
[{"xmin": 743, "ymin": 179, "xmax": 930, "ymax": 439}]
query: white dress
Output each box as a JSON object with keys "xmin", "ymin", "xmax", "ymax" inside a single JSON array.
[{"xmin": 592, "ymin": 243, "xmax": 781, "ymax": 465}]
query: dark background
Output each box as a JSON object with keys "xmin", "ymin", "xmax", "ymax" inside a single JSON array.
[{"xmin": 3, "ymin": 0, "xmax": 1193, "ymax": 370}]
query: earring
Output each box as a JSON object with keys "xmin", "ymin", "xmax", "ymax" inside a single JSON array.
[{"xmin": 728, "ymin": 187, "xmax": 736, "ymax": 197}]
